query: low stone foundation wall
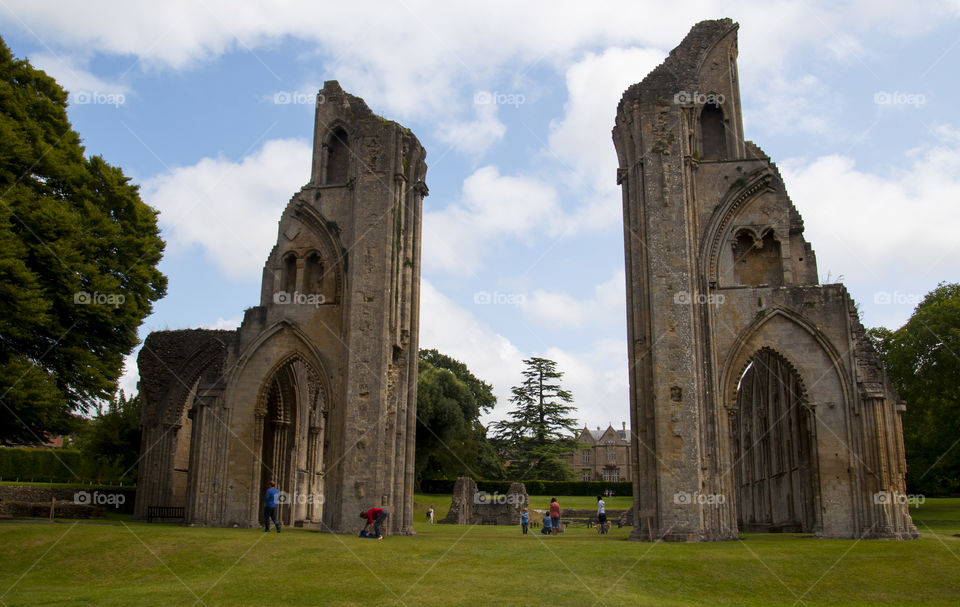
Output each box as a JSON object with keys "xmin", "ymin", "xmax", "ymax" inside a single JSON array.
[
  {"xmin": 440, "ymin": 477, "xmax": 528, "ymax": 525},
  {"xmin": 0, "ymin": 486, "xmax": 135, "ymax": 516},
  {"xmin": 1, "ymin": 500, "xmax": 104, "ymax": 519}
]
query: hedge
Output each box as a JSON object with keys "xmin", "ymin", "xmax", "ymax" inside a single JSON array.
[
  {"xmin": 420, "ymin": 479, "xmax": 632, "ymax": 496},
  {"xmin": 0, "ymin": 448, "xmax": 126, "ymax": 484}
]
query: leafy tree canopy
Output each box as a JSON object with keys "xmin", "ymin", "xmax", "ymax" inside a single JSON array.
[
  {"xmin": 0, "ymin": 37, "xmax": 166, "ymax": 444},
  {"xmin": 869, "ymin": 282, "xmax": 960, "ymax": 496},
  {"xmin": 416, "ymin": 352, "xmax": 504, "ymax": 484}
]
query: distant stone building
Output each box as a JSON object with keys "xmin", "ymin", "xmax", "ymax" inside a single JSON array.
[
  {"xmin": 134, "ymin": 82, "xmax": 427, "ymax": 534},
  {"xmin": 615, "ymin": 19, "xmax": 917, "ymax": 540},
  {"xmin": 568, "ymin": 423, "xmax": 632, "ymax": 483}
]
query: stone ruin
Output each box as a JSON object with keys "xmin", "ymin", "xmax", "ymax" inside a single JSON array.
[
  {"xmin": 439, "ymin": 477, "xmax": 528, "ymax": 525},
  {"xmin": 616, "ymin": 19, "xmax": 918, "ymax": 540},
  {"xmin": 134, "ymin": 81, "xmax": 427, "ymax": 534}
]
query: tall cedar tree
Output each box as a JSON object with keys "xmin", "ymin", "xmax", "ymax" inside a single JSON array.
[
  {"xmin": 416, "ymin": 350, "xmax": 504, "ymax": 483},
  {"xmin": 492, "ymin": 357, "xmax": 578, "ymax": 480},
  {"xmin": 0, "ymin": 38, "xmax": 166, "ymax": 444},
  {"xmin": 867, "ymin": 282, "xmax": 960, "ymax": 496}
]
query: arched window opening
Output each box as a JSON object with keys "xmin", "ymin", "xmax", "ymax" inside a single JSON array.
[
  {"xmin": 282, "ymin": 253, "xmax": 297, "ymax": 295},
  {"xmin": 304, "ymin": 252, "xmax": 324, "ymax": 296},
  {"xmin": 700, "ymin": 103, "xmax": 727, "ymax": 160},
  {"xmin": 732, "ymin": 349, "xmax": 817, "ymax": 533},
  {"xmin": 732, "ymin": 230, "xmax": 783, "ymax": 287},
  {"xmin": 325, "ymin": 127, "xmax": 349, "ymax": 185}
]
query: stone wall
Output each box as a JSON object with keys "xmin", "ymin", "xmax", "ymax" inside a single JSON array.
[
  {"xmin": 439, "ymin": 477, "xmax": 528, "ymax": 525},
  {"xmin": 0, "ymin": 486, "xmax": 135, "ymax": 517}
]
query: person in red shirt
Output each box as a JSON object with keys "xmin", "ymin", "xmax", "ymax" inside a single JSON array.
[
  {"xmin": 549, "ymin": 497, "xmax": 561, "ymax": 535},
  {"xmin": 360, "ymin": 506, "xmax": 389, "ymax": 539}
]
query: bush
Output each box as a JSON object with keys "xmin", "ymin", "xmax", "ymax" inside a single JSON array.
[
  {"xmin": 420, "ymin": 479, "xmax": 632, "ymax": 496},
  {"xmin": 0, "ymin": 447, "xmax": 124, "ymax": 483}
]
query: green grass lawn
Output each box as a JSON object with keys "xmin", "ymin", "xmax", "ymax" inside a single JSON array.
[{"xmin": 1, "ymin": 497, "xmax": 958, "ymax": 606}]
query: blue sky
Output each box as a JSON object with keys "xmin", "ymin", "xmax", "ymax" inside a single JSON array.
[{"xmin": 3, "ymin": 1, "xmax": 959, "ymax": 428}]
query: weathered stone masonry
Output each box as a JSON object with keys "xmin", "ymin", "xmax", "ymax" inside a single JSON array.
[
  {"xmin": 615, "ymin": 19, "xmax": 917, "ymax": 541},
  {"xmin": 134, "ymin": 82, "xmax": 426, "ymax": 534}
]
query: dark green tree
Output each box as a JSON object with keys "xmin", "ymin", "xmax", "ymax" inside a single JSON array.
[
  {"xmin": 491, "ymin": 357, "xmax": 579, "ymax": 480},
  {"xmin": 0, "ymin": 37, "xmax": 166, "ymax": 444},
  {"xmin": 420, "ymin": 348, "xmax": 496, "ymax": 412},
  {"xmin": 79, "ymin": 391, "xmax": 142, "ymax": 483},
  {"xmin": 869, "ymin": 282, "xmax": 960, "ymax": 496},
  {"xmin": 416, "ymin": 352, "xmax": 504, "ymax": 484}
]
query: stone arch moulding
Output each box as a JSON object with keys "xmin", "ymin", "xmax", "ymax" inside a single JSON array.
[
  {"xmin": 699, "ymin": 170, "xmax": 776, "ymax": 287},
  {"xmin": 290, "ymin": 199, "xmax": 346, "ymax": 302},
  {"xmin": 154, "ymin": 337, "xmax": 228, "ymax": 427},
  {"xmin": 719, "ymin": 306, "xmax": 852, "ymax": 412},
  {"xmin": 729, "ymin": 344, "xmax": 810, "ymax": 409},
  {"xmin": 253, "ymin": 350, "xmax": 328, "ymax": 418},
  {"xmin": 229, "ymin": 319, "xmax": 332, "ymax": 399}
]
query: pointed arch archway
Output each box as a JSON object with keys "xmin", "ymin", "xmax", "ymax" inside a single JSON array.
[
  {"xmin": 255, "ymin": 353, "xmax": 327, "ymax": 527},
  {"xmin": 731, "ymin": 347, "xmax": 818, "ymax": 532},
  {"xmin": 717, "ymin": 307, "xmax": 856, "ymax": 536}
]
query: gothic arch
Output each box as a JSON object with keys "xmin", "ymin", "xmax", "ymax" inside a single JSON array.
[
  {"xmin": 265, "ymin": 198, "xmax": 346, "ymax": 304},
  {"xmin": 254, "ymin": 351, "xmax": 328, "ymax": 527},
  {"xmin": 719, "ymin": 306, "xmax": 851, "ymax": 411},
  {"xmin": 730, "ymin": 347, "xmax": 820, "ymax": 532},
  {"xmin": 232, "ymin": 319, "xmax": 331, "ymax": 382},
  {"xmin": 700, "ymin": 102, "xmax": 727, "ymax": 160},
  {"xmin": 153, "ymin": 336, "xmax": 228, "ymax": 428},
  {"xmin": 226, "ymin": 320, "xmax": 333, "ymax": 527},
  {"xmin": 699, "ymin": 170, "xmax": 776, "ymax": 287},
  {"xmin": 323, "ymin": 124, "xmax": 351, "ymax": 185}
]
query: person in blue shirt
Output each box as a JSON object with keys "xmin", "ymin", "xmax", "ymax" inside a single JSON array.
[
  {"xmin": 520, "ymin": 510, "xmax": 529, "ymax": 534},
  {"xmin": 264, "ymin": 480, "xmax": 281, "ymax": 533}
]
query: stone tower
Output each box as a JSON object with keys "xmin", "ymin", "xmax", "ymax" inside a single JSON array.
[
  {"xmin": 614, "ymin": 19, "xmax": 917, "ymax": 541},
  {"xmin": 134, "ymin": 81, "xmax": 427, "ymax": 534}
]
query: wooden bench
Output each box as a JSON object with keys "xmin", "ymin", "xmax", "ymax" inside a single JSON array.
[{"xmin": 147, "ymin": 506, "xmax": 185, "ymax": 523}]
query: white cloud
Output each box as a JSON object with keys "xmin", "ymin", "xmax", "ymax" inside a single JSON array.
[
  {"xmin": 28, "ymin": 52, "xmax": 130, "ymax": 100},
  {"xmin": 420, "ymin": 279, "xmax": 629, "ymax": 429},
  {"xmin": 117, "ymin": 355, "xmax": 140, "ymax": 398},
  {"xmin": 142, "ymin": 138, "xmax": 311, "ymax": 279},
  {"xmin": 547, "ymin": 47, "xmax": 664, "ymax": 192},
  {"xmin": 423, "ymin": 166, "xmax": 565, "ymax": 274},
  {"xmin": 8, "ymin": 1, "xmax": 956, "ymax": 125},
  {"xmin": 545, "ymin": 47, "xmax": 665, "ymax": 233},
  {"xmin": 543, "ymin": 339, "xmax": 630, "ymax": 429},
  {"xmin": 781, "ymin": 125, "xmax": 960, "ymax": 328},
  {"xmin": 523, "ymin": 270, "xmax": 625, "ymax": 330},
  {"xmin": 744, "ymin": 74, "xmax": 840, "ymax": 137},
  {"xmin": 435, "ymin": 101, "xmax": 506, "ymax": 158},
  {"xmin": 202, "ymin": 316, "xmax": 242, "ymax": 331},
  {"xmin": 419, "ymin": 279, "xmax": 525, "ymax": 415}
]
